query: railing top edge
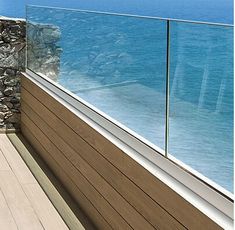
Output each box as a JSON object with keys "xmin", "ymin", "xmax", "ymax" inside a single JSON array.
[{"xmin": 26, "ymin": 4, "xmax": 234, "ymax": 28}]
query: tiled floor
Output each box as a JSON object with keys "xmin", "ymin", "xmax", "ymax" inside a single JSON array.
[{"xmin": 0, "ymin": 134, "xmax": 69, "ymax": 230}]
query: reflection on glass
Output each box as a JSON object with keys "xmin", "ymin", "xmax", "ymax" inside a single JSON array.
[
  {"xmin": 27, "ymin": 6, "xmax": 167, "ymax": 150},
  {"xmin": 27, "ymin": 19, "xmax": 62, "ymax": 80},
  {"xmin": 169, "ymin": 22, "xmax": 233, "ymax": 192},
  {"xmin": 26, "ymin": 6, "xmax": 234, "ymax": 193}
]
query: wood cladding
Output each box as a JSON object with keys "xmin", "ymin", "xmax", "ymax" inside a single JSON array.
[{"xmin": 20, "ymin": 75, "xmax": 222, "ymax": 230}]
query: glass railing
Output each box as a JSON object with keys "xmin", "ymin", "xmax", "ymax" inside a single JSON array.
[
  {"xmin": 169, "ymin": 21, "xmax": 233, "ymax": 192},
  {"xmin": 26, "ymin": 5, "xmax": 234, "ymax": 193}
]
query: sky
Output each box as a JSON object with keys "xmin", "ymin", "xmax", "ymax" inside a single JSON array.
[{"xmin": 0, "ymin": 0, "xmax": 233, "ymax": 23}]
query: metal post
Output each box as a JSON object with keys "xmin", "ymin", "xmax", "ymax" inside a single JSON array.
[{"xmin": 165, "ymin": 20, "xmax": 170, "ymax": 157}]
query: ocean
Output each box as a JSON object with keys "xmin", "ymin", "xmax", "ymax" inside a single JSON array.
[
  {"xmin": 0, "ymin": 0, "xmax": 234, "ymax": 24},
  {"xmin": 26, "ymin": 5, "xmax": 234, "ymax": 192}
]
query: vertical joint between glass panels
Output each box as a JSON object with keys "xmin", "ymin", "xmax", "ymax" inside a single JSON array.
[
  {"xmin": 165, "ymin": 20, "xmax": 170, "ymax": 157},
  {"xmin": 25, "ymin": 5, "xmax": 28, "ymax": 69}
]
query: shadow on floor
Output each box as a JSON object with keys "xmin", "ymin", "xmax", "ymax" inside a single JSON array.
[{"xmin": 7, "ymin": 132, "xmax": 95, "ymax": 230}]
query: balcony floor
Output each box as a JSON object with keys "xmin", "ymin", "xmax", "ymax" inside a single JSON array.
[{"xmin": 0, "ymin": 134, "xmax": 69, "ymax": 230}]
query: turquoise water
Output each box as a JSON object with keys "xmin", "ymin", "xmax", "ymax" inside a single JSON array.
[
  {"xmin": 1, "ymin": 0, "xmax": 234, "ymax": 24},
  {"xmin": 27, "ymin": 6, "xmax": 233, "ymax": 192}
]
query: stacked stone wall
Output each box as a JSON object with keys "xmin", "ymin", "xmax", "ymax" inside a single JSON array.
[
  {"xmin": 0, "ymin": 19, "xmax": 25, "ymax": 132},
  {"xmin": 0, "ymin": 18, "xmax": 61, "ymax": 132}
]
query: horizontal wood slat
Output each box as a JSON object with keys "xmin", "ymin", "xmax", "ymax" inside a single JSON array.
[
  {"xmin": 21, "ymin": 88, "xmax": 185, "ymax": 230},
  {"xmin": 21, "ymin": 104, "xmax": 155, "ymax": 230},
  {"xmin": 21, "ymin": 75, "xmax": 222, "ymax": 230},
  {"xmin": 21, "ymin": 124, "xmax": 111, "ymax": 230},
  {"xmin": 7, "ymin": 132, "xmax": 93, "ymax": 230},
  {"xmin": 21, "ymin": 113, "xmax": 131, "ymax": 230}
]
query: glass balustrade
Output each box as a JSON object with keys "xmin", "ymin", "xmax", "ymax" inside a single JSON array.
[
  {"xmin": 169, "ymin": 21, "xmax": 233, "ymax": 192},
  {"xmin": 26, "ymin": 5, "xmax": 167, "ymax": 151},
  {"xmin": 26, "ymin": 5, "xmax": 234, "ymax": 193}
]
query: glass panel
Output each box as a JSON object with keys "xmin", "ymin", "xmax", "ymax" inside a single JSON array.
[
  {"xmin": 26, "ymin": 6, "xmax": 167, "ymax": 151},
  {"xmin": 26, "ymin": 5, "xmax": 234, "ymax": 193},
  {"xmin": 169, "ymin": 21, "xmax": 233, "ymax": 192}
]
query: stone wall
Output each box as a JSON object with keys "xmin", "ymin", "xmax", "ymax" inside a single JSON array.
[
  {"xmin": 0, "ymin": 18, "xmax": 25, "ymax": 132},
  {"xmin": 0, "ymin": 18, "xmax": 61, "ymax": 132}
]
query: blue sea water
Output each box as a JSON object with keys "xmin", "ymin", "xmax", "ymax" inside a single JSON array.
[
  {"xmin": 0, "ymin": 0, "xmax": 234, "ymax": 24},
  {"xmin": 26, "ymin": 6, "xmax": 234, "ymax": 192}
]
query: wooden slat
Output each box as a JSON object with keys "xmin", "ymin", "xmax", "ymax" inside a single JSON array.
[
  {"xmin": 0, "ymin": 149, "xmax": 10, "ymax": 171},
  {"xmin": 7, "ymin": 133, "xmax": 90, "ymax": 230},
  {"xmin": 0, "ymin": 135, "xmax": 35, "ymax": 184},
  {"xmin": 0, "ymin": 134, "xmax": 70, "ymax": 230},
  {"xmin": 0, "ymin": 190, "xmax": 17, "ymax": 230},
  {"xmin": 22, "ymin": 183, "xmax": 69, "ymax": 230},
  {"xmin": 21, "ymin": 124, "xmax": 114, "ymax": 230},
  {"xmin": 0, "ymin": 170, "xmax": 43, "ymax": 230},
  {"xmin": 21, "ymin": 75, "xmax": 222, "ymax": 230},
  {"xmin": 21, "ymin": 107, "xmax": 155, "ymax": 230},
  {"xmin": 21, "ymin": 94, "xmax": 185, "ymax": 230},
  {"xmin": 21, "ymin": 112, "xmax": 132, "ymax": 230}
]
